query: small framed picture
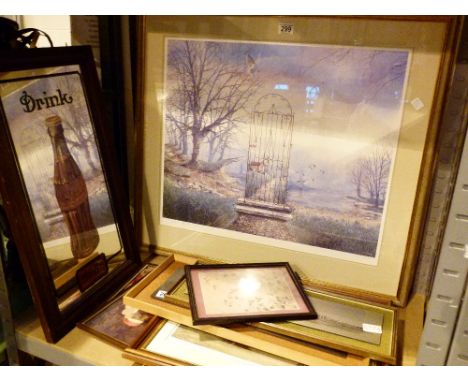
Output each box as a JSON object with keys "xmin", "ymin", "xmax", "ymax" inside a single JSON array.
[
  {"xmin": 185, "ymin": 262, "xmax": 317, "ymax": 325},
  {"xmin": 77, "ymin": 264, "xmax": 158, "ymax": 348},
  {"xmin": 78, "ymin": 296, "xmax": 157, "ymax": 348}
]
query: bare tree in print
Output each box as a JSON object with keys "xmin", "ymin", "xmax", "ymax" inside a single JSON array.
[
  {"xmin": 167, "ymin": 40, "xmax": 260, "ymax": 168},
  {"xmin": 351, "ymin": 147, "xmax": 391, "ymax": 208}
]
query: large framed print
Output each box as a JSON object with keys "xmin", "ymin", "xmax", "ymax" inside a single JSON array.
[
  {"xmin": 135, "ymin": 16, "xmax": 461, "ymax": 304},
  {"xmin": 0, "ymin": 46, "xmax": 140, "ymax": 342}
]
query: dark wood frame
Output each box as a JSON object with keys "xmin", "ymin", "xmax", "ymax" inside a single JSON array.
[
  {"xmin": 185, "ymin": 262, "xmax": 317, "ymax": 325},
  {"xmin": 98, "ymin": 16, "xmax": 130, "ymax": 191},
  {"xmin": 0, "ymin": 46, "xmax": 140, "ymax": 342}
]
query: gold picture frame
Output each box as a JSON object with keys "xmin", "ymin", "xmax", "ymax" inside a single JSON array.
[
  {"xmin": 135, "ymin": 16, "xmax": 461, "ymax": 306},
  {"xmin": 123, "ymin": 319, "xmax": 299, "ymax": 366}
]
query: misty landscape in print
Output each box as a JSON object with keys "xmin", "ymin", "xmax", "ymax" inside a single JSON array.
[{"xmin": 161, "ymin": 38, "xmax": 409, "ymax": 260}]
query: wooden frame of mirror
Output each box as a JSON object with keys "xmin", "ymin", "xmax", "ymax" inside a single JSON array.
[{"xmin": 0, "ymin": 46, "xmax": 140, "ymax": 342}]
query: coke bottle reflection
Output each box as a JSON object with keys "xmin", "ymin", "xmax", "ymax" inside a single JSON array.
[{"xmin": 46, "ymin": 115, "xmax": 99, "ymax": 261}]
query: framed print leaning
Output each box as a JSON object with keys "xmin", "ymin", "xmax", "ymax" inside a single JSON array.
[
  {"xmin": 135, "ymin": 16, "xmax": 462, "ymax": 305},
  {"xmin": 0, "ymin": 46, "xmax": 140, "ymax": 342}
]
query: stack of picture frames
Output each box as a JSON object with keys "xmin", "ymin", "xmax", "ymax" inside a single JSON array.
[{"xmin": 121, "ymin": 15, "xmax": 465, "ymax": 366}]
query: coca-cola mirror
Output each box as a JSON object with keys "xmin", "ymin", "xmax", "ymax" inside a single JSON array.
[{"xmin": 0, "ymin": 46, "xmax": 140, "ymax": 342}]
